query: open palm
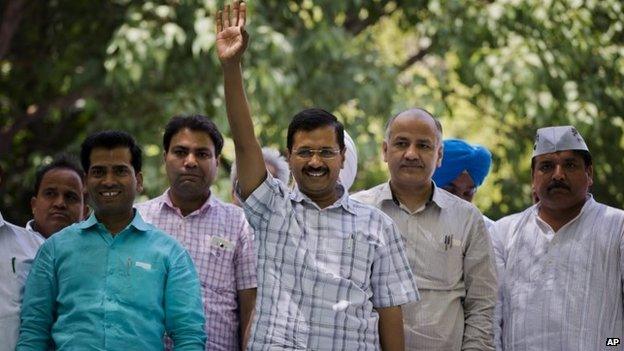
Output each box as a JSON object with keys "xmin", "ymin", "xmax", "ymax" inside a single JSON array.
[
  {"xmin": 216, "ymin": 1, "xmax": 248, "ymax": 64},
  {"xmin": 216, "ymin": 27, "xmax": 246, "ymax": 61}
]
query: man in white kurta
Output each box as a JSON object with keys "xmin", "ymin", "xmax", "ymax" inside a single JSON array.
[
  {"xmin": 0, "ymin": 165, "xmax": 44, "ymax": 351},
  {"xmin": 492, "ymin": 125, "xmax": 624, "ymax": 350}
]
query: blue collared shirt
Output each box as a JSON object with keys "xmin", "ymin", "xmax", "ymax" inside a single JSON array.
[{"xmin": 18, "ymin": 211, "xmax": 206, "ymax": 351}]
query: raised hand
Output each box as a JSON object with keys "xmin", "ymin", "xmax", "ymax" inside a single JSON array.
[{"xmin": 216, "ymin": 1, "xmax": 248, "ymax": 65}]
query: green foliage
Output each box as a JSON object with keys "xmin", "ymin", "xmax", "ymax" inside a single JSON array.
[{"xmin": 1, "ymin": 0, "xmax": 623, "ymax": 224}]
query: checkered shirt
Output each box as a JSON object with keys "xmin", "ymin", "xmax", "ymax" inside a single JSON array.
[
  {"xmin": 241, "ymin": 175, "xmax": 419, "ymax": 350},
  {"xmin": 136, "ymin": 190, "xmax": 256, "ymax": 351}
]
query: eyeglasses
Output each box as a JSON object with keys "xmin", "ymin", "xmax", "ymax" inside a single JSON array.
[{"xmin": 294, "ymin": 148, "xmax": 341, "ymax": 159}]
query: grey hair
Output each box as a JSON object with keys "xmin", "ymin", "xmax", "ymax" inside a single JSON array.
[
  {"xmin": 384, "ymin": 107, "xmax": 443, "ymax": 142},
  {"xmin": 231, "ymin": 147, "xmax": 290, "ymax": 184}
]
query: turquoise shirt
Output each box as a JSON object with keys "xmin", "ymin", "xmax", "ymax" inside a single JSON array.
[{"xmin": 18, "ymin": 211, "xmax": 206, "ymax": 351}]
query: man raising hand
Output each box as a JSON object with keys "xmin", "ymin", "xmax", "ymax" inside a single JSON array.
[{"xmin": 216, "ymin": 3, "xmax": 419, "ymax": 350}]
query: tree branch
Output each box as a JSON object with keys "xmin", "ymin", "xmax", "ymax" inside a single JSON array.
[
  {"xmin": 0, "ymin": 86, "xmax": 95, "ymax": 156},
  {"xmin": 0, "ymin": 0, "xmax": 27, "ymax": 59},
  {"xmin": 398, "ymin": 43, "xmax": 433, "ymax": 72},
  {"xmin": 343, "ymin": 6, "xmax": 396, "ymax": 36}
]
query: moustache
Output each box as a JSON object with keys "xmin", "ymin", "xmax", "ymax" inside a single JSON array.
[
  {"xmin": 178, "ymin": 173, "xmax": 202, "ymax": 178},
  {"xmin": 547, "ymin": 181, "xmax": 570, "ymax": 192},
  {"xmin": 303, "ymin": 166, "xmax": 329, "ymax": 172},
  {"xmin": 400, "ymin": 162, "xmax": 424, "ymax": 168},
  {"xmin": 49, "ymin": 211, "xmax": 70, "ymax": 218}
]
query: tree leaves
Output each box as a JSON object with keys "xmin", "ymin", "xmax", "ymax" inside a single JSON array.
[{"xmin": 1, "ymin": 0, "xmax": 623, "ymax": 223}]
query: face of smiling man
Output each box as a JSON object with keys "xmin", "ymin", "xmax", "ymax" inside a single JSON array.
[
  {"xmin": 287, "ymin": 125, "xmax": 345, "ymax": 206},
  {"xmin": 86, "ymin": 147, "xmax": 143, "ymax": 222}
]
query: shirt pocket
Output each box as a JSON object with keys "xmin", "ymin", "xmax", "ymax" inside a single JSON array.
[
  {"xmin": 317, "ymin": 235, "xmax": 371, "ymax": 289},
  {"xmin": 405, "ymin": 232, "xmax": 463, "ymax": 287},
  {"xmin": 121, "ymin": 258, "xmax": 166, "ymax": 309},
  {"xmin": 1, "ymin": 257, "xmax": 32, "ymax": 302},
  {"xmin": 202, "ymin": 236, "xmax": 236, "ymax": 293},
  {"xmin": 127, "ymin": 259, "xmax": 164, "ymax": 287}
]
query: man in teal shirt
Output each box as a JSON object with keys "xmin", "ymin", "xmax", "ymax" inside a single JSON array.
[{"xmin": 18, "ymin": 131, "xmax": 206, "ymax": 350}]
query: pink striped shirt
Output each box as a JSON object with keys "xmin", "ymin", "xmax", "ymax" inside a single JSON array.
[{"xmin": 136, "ymin": 190, "xmax": 256, "ymax": 351}]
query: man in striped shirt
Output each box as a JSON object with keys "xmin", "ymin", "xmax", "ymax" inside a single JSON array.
[
  {"xmin": 491, "ymin": 125, "xmax": 624, "ymax": 350},
  {"xmin": 352, "ymin": 109, "xmax": 497, "ymax": 350},
  {"xmin": 216, "ymin": 2, "xmax": 419, "ymax": 349}
]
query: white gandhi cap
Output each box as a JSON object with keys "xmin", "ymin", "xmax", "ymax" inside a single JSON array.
[
  {"xmin": 339, "ymin": 131, "xmax": 358, "ymax": 191},
  {"xmin": 532, "ymin": 125, "xmax": 589, "ymax": 157}
]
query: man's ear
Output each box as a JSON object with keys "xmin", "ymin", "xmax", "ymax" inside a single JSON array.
[
  {"xmin": 587, "ymin": 164, "xmax": 594, "ymax": 187},
  {"xmin": 136, "ymin": 171, "xmax": 144, "ymax": 193},
  {"xmin": 30, "ymin": 196, "xmax": 37, "ymax": 214},
  {"xmin": 382, "ymin": 141, "xmax": 388, "ymax": 163},
  {"xmin": 286, "ymin": 149, "xmax": 292, "ymax": 169},
  {"xmin": 436, "ymin": 144, "xmax": 444, "ymax": 168},
  {"xmin": 82, "ymin": 204, "xmax": 90, "ymax": 219}
]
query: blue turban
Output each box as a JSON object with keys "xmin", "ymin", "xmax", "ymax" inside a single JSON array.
[{"xmin": 432, "ymin": 139, "xmax": 492, "ymax": 188}]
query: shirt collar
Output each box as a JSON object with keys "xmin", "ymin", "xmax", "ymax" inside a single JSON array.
[
  {"xmin": 77, "ymin": 209, "xmax": 151, "ymax": 232},
  {"xmin": 379, "ymin": 180, "xmax": 451, "ymax": 210},
  {"xmin": 25, "ymin": 219, "xmax": 47, "ymax": 240},
  {"xmin": 162, "ymin": 188, "xmax": 215, "ymax": 215},
  {"xmin": 0, "ymin": 211, "xmax": 5, "ymax": 228},
  {"xmin": 534, "ymin": 193, "xmax": 596, "ymax": 223},
  {"xmin": 25, "ymin": 219, "xmax": 35, "ymax": 231},
  {"xmin": 429, "ymin": 182, "xmax": 453, "ymax": 209},
  {"xmin": 290, "ymin": 183, "xmax": 357, "ymax": 215}
]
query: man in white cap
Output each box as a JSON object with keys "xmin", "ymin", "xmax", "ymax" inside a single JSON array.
[{"xmin": 492, "ymin": 125, "xmax": 624, "ymax": 350}]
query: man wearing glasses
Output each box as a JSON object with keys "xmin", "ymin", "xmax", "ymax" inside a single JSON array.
[
  {"xmin": 216, "ymin": 2, "xmax": 419, "ymax": 349},
  {"xmin": 353, "ymin": 109, "xmax": 497, "ymax": 350}
]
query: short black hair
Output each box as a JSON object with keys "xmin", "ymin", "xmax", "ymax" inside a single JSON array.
[
  {"xmin": 531, "ymin": 150, "xmax": 593, "ymax": 172},
  {"xmin": 80, "ymin": 131, "xmax": 142, "ymax": 172},
  {"xmin": 34, "ymin": 154, "xmax": 85, "ymax": 195},
  {"xmin": 286, "ymin": 108, "xmax": 345, "ymax": 152},
  {"xmin": 163, "ymin": 115, "xmax": 224, "ymax": 156}
]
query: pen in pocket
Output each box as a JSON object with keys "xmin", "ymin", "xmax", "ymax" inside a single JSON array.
[
  {"xmin": 11, "ymin": 257, "xmax": 16, "ymax": 273},
  {"xmin": 347, "ymin": 233, "xmax": 354, "ymax": 250},
  {"xmin": 126, "ymin": 257, "xmax": 132, "ymax": 276}
]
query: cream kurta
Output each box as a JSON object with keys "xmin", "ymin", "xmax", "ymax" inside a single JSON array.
[{"xmin": 492, "ymin": 196, "xmax": 624, "ymax": 350}]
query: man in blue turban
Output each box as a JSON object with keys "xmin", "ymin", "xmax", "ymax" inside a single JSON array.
[{"xmin": 433, "ymin": 139, "xmax": 492, "ymax": 203}]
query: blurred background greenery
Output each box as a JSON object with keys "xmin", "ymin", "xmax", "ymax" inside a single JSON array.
[{"xmin": 1, "ymin": 0, "xmax": 623, "ymax": 225}]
